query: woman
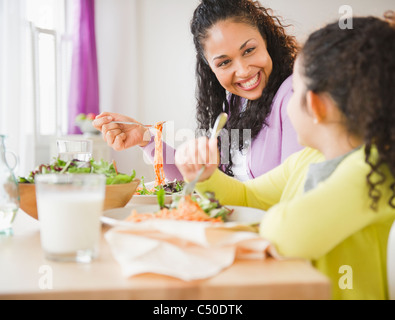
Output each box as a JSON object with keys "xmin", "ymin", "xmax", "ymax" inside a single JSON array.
[
  {"xmin": 93, "ymin": 0, "xmax": 302, "ymax": 181},
  {"xmin": 175, "ymin": 14, "xmax": 395, "ymax": 299}
]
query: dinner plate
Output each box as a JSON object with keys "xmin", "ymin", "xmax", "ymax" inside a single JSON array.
[{"xmin": 101, "ymin": 205, "xmax": 265, "ymax": 228}]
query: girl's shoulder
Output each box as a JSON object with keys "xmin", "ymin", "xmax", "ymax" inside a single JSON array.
[{"xmin": 282, "ymin": 147, "xmax": 324, "ymax": 172}]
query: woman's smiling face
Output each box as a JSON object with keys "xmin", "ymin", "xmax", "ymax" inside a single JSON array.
[{"xmin": 203, "ymin": 19, "xmax": 273, "ymax": 101}]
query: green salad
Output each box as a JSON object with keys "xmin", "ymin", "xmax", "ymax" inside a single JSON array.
[
  {"xmin": 18, "ymin": 158, "xmax": 136, "ymax": 185},
  {"xmin": 135, "ymin": 177, "xmax": 185, "ymax": 195},
  {"xmin": 157, "ymin": 189, "xmax": 233, "ymax": 221}
]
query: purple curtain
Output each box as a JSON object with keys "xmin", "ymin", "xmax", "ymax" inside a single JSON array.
[{"xmin": 68, "ymin": 0, "xmax": 99, "ymax": 134}]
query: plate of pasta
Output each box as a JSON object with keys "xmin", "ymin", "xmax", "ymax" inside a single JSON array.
[{"xmin": 101, "ymin": 192, "xmax": 265, "ymax": 228}]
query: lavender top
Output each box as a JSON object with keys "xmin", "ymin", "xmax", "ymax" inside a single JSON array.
[
  {"xmin": 246, "ymin": 75, "xmax": 303, "ymax": 178},
  {"xmin": 141, "ymin": 75, "xmax": 302, "ymax": 181}
]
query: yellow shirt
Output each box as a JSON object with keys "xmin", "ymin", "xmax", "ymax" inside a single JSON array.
[{"xmin": 196, "ymin": 147, "xmax": 395, "ymax": 300}]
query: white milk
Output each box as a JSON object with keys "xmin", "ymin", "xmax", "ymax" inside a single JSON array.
[{"xmin": 37, "ymin": 192, "xmax": 103, "ymax": 255}]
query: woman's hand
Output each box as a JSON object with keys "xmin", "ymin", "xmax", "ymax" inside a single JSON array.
[
  {"xmin": 92, "ymin": 112, "xmax": 151, "ymax": 150},
  {"xmin": 175, "ymin": 136, "xmax": 219, "ymax": 183}
]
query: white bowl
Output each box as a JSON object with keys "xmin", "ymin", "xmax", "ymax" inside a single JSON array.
[
  {"xmin": 76, "ymin": 120, "xmax": 100, "ymax": 135},
  {"xmin": 130, "ymin": 181, "xmax": 174, "ymax": 205}
]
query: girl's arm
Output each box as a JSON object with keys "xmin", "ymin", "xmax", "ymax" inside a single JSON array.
[
  {"xmin": 195, "ymin": 150, "xmax": 297, "ymax": 210},
  {"xmin": 260, "ymin": 149, "xmax": 385, "ymax": 260}
]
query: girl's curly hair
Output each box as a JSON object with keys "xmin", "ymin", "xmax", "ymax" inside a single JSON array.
[
  {"xmin": 300, "ymin": 13, "xmax": 395, "ymax": 210},
  {"xmin": 190, "ymin": 0, "xmax": 298, "ymax": 176}
]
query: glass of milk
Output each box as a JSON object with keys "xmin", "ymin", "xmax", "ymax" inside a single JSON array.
[
  {"xmin": 35, "ymin": 174, "xmax": 106, "ymax": 263},
  {"xmin": 56, "ymin": 139, "xmax": 93, "ymax": 162}
]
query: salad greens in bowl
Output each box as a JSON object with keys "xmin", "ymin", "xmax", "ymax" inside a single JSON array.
[
  {"xmin": 134, "ymin": 178, "xmax": 185, "ymax": 195},
  {"xmin": 18, "ymin": 158, "xmax": 136, "ymax": 185},
  {"xmin": 18, "ymin": 158, "xmax": 140, "ymax": 220},
  {"xmin": 131, "ymin": 178, "xmax": 185, "ymax": 205}
]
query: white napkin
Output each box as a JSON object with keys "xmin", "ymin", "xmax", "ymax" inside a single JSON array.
[{"xmin": 105, "ymin": 220, "xmax": 278, "ymax": 281}]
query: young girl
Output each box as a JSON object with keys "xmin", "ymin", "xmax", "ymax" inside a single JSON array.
[
  {"xmin": 175, "ymin": 14, "xmax": 395, "ymax": 300},
  {"xmin": 93, "ymin": 0, "xmax": 302, "ymax": 182}
]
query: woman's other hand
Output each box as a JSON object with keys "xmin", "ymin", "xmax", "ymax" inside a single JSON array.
[{"xmin": 175, "ymin": 136, "xmax": 219, "ymax": 182}]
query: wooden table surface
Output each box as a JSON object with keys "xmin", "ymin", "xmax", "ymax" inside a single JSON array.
[{"xmin": 0, "ymin": 210, "xmax": 331, "ymax": 300}]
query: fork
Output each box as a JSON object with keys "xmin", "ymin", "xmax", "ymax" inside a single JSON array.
[
  {"xmin": 182, "ymin": 113, "xmax": 228, "ymax": 196},
  {"xmin": 110, "ymin": 121, "xmax": 166, "ymax": 128},
  {"xmin": 182, "ymin": 166, "xmax": 205, "ymax": 196}
]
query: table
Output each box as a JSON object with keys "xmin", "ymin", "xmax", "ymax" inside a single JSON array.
[{"xmin": 0, "ymin": 210, "xmax": 331, "ymax": 300}]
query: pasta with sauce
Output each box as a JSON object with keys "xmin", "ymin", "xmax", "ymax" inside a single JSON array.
[
  {"xmin": 126, "ymin": 195, "xmax": 225, "ymax": 223},
  {"xmin": 154, "ymin": 121, "xmax": 166, "ymax": 187}
]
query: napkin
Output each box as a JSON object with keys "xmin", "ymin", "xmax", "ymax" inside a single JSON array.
[{"xmin": 105, "ymin": 220, "xmax": 279, "ymax": 281}]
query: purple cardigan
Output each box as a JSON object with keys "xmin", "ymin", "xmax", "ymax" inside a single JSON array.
[{"xmin": 141, "ymin": 75, "xmax": 302, "ymax": 181}]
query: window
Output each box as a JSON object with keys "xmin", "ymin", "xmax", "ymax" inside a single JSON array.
[
  {"xmin": 26, "ymin": 0, "xmax": 72, "ymax": 137},
  {"xmin": 1, "ymin": 0, "xmax": 96, "ymax": 175}
]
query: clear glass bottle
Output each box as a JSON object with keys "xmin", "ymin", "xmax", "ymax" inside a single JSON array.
[{"xmin": 0, "ymin": 135, "xmax": 19, "ymax": 236}]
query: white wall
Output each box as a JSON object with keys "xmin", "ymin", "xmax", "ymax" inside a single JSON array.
[
  {"xmin": 95, "ymin": 0, "xmax": 394, "ymax": 181},
  {"xmin": 261, "ymin": 0, "xmax": 394, "ymax": 42},
  {"xmin": 96, "ymin": 0, "xmax": 198, "ymax": 181}
]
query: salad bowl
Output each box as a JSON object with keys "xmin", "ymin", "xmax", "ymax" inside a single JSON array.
[
  {"xmin": 131, "ymin": 180, "xmax": 184, "ymax": 205},
  {"xmin": 19, "ymin": 179, "xmax": 140, "ymax": 220},
  {"xmin": 18, "ymin": 158, "xmax": 140, "ymax": 220}
]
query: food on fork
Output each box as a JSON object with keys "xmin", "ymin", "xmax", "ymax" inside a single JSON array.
[
  {"xmin": 135, "ymin": 120, "xmax": 185, "ymax": 195},
  {"xmin": 153, "ymin": 121, "xmax": 166, "ymax": 187}
]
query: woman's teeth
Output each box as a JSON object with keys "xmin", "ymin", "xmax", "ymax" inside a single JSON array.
[{"xmin": 239, "ymin": 73, "xmax": 259, "ymax": 89}]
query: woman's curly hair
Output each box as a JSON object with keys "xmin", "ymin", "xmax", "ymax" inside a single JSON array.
[
  {"xmin": 300, "ymin": 12, "xmax": 395, "ymax": 210},
  {"xmin": 190, "ymin": 0, "xmax": 298, "ymax": 176}
]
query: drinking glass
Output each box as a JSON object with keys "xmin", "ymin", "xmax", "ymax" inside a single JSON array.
[
  {"xmin": 35, "ymin": 174, "xmax": 106, "ymax": 263},
  {"xmin": 56, "ymin": 139, "xmax": 93, "ymax": 162}
]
